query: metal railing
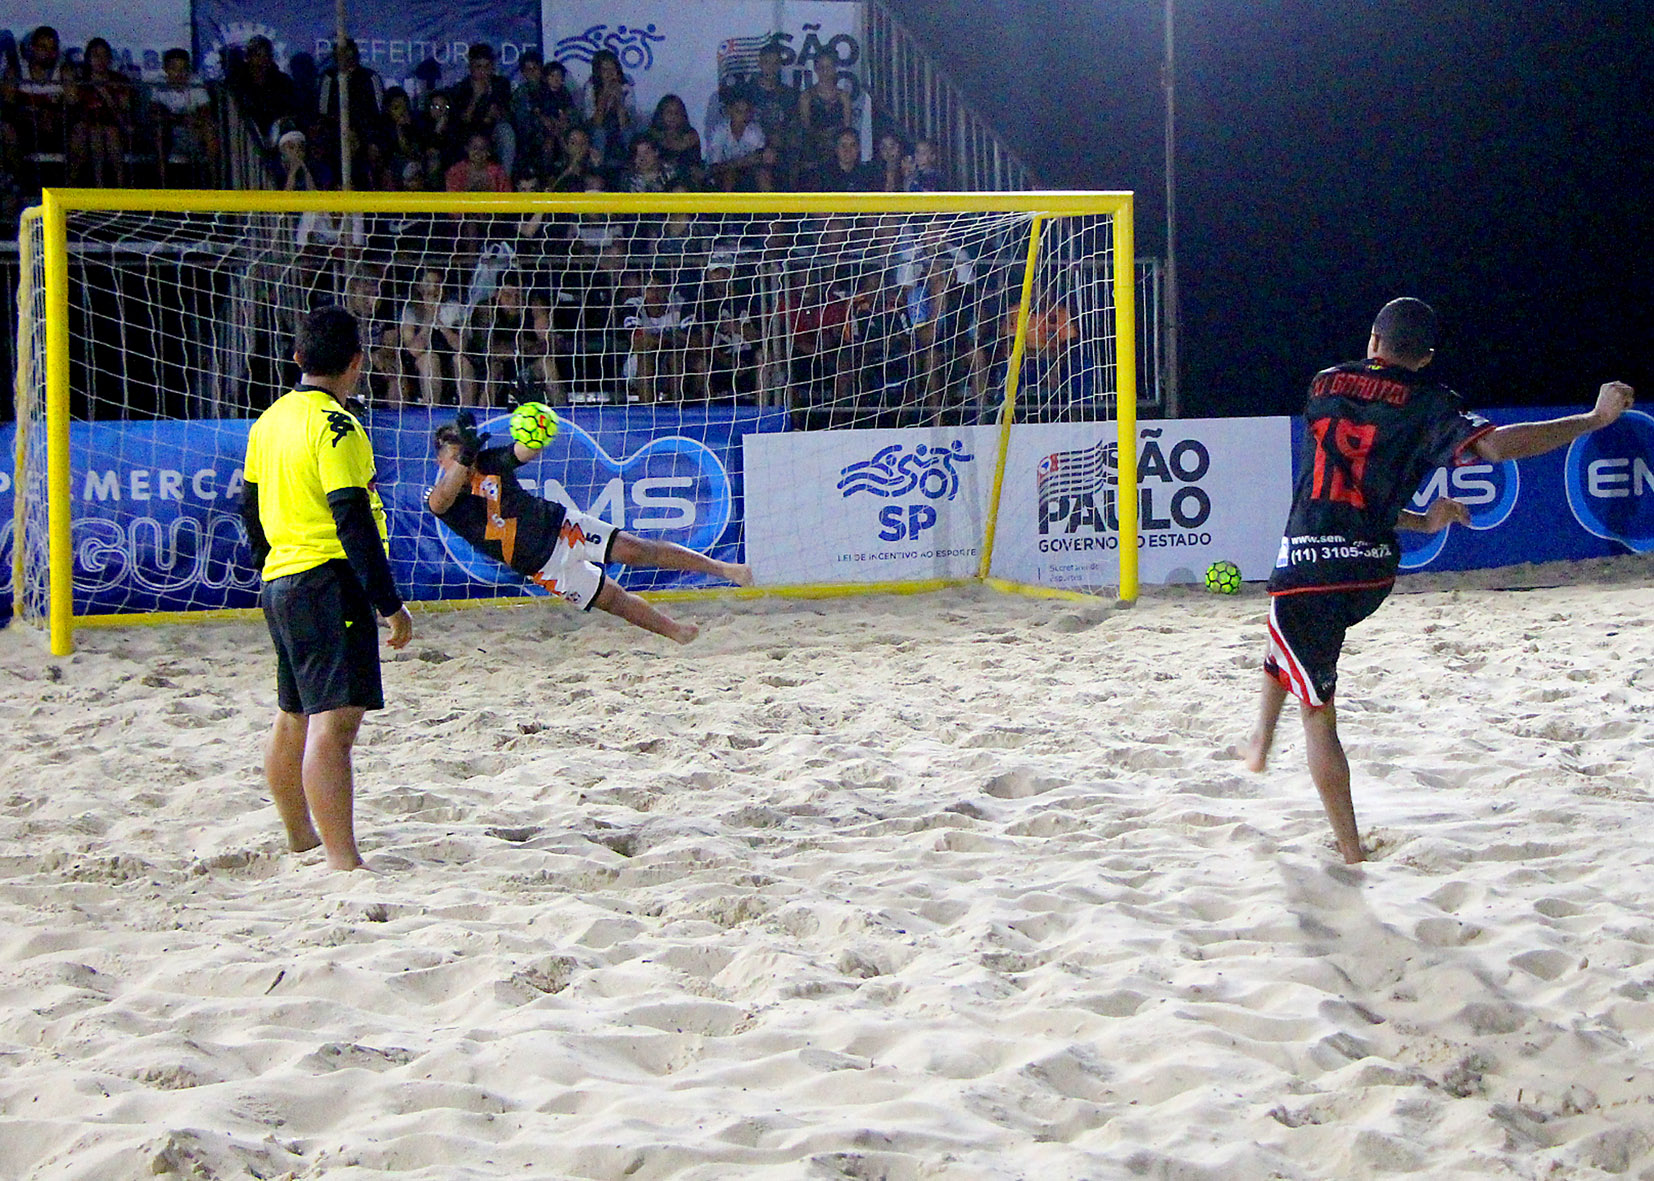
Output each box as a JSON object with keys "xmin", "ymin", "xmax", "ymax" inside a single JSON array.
[
  {"xmin": 860, "ymin": 1, "xmax": 1038, "ymax": 193},
  {"xmin": 219, "ymin": 90, "xmax": 282, "ymax": 192}
]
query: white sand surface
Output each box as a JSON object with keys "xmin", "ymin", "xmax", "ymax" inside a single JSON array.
[{"xmin": 3, "ymin": 556, "xmax": 1654, "ymax": 1180}]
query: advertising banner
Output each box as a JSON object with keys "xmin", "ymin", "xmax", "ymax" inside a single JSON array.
[
  {"xmin": 1, "ymin": 422, "xmax": 15, "ymax": 618},
  {"xmin": 9, "ymin": 406, "xmax": 1646, "ymax": 624},
  {"xmin": 992, "ymin": 418, "xmax": 1294, "ymax": 590},
  {"xmin": 744, "ymin": 426, "xmax": 999, "ymax": 585},
  {"xmin": 0, "ymin": 407, "xmax": 780, "ymax": 620},
  {"xmin": 395, "ymin": 404, "xmax": 779, "ymax": 600},
  {"xmin": 745, "ymin": 420, "xmax": 1290, "ymax": 591},
  {"xmin": 192, "ymin": 0, "xmax": 540, "ymax": 89},
  {"xmin": 2, "ymin": 4, "xmax": 192, "ymax": 81},
  {"xmin": 1390, "ymin": 406, "xmax": 1654, "ymax": 573},
  {"xmin": 544, "ymin": 1, "xmax": 862, "ymax": 139}
]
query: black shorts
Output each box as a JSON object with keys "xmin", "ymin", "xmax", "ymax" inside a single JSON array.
[
  {"xmin": 262, "ymin": 560, "xmax": 384, "ymax": 715},
  {"xmin": 1263, "ymin": 584, "xmax": 1392, "ymax": 708}
]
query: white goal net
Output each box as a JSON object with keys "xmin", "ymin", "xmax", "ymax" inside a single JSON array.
[{"xmin": 11, "ymin": 191, "xmax": 1137, "ymax": 651}]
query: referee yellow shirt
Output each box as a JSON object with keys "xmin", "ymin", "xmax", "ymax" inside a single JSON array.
[{"xmin": 244, "ymin": 387, "xmax": 390, "ymax": 581}]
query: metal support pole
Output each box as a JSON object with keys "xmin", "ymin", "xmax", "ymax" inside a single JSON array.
[
  {"xmin": 336, "ymin": 0, "xmax": 351, "ymax": 194},
  {"xmin": 1163, "ymin": 0, "xmax": 1180, "ymax": 417}
]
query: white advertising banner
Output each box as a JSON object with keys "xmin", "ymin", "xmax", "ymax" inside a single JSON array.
[
  {"xmin": 543, "ymin": 0, "xmax": 862, "ymax": 135},
  {"xmin": 744, "ymin": 419, "xmax": 1294, "ymax": 590},
  {"xmin": 745, "ymin": 426, "xmax": 1001, "ymax": 586},
  {"xmin": 4, "ymin": 2, "xmax": 192, "ymax": 79},
  {"xmin": 992, "ymin": 417, "xmax": 1294, "ymax": 589}
]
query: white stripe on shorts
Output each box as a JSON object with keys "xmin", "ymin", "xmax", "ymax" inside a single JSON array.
[{"xmin": 1267, "ymin": 597, "xmax": 1324, "ymax": 709}]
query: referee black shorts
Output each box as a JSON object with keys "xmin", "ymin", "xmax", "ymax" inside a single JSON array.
[
  {"xmin": 1263, "ymin": 584, "xmax": 1392, "ymax": 709},
  {"xmin": 262, "ymin": 559, "xmax": 384, "ymax": 715}
]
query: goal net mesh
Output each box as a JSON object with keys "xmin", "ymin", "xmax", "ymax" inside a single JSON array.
[{"xmin": 10, "ymin": 193, "xmax": 1128, "ymax": 635}]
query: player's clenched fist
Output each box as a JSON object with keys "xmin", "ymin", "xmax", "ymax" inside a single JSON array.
[{"xmin": 1593, "ymin": 380, "xmax": 1634, "ymax": 427}]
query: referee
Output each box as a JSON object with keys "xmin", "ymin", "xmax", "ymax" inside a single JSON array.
[{"xmin": 241, "ymin": 305, "xmax": 413, "ymax": 871}]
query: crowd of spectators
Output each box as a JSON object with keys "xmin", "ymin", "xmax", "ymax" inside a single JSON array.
[
  {"xmin": 1, "ymin": 25, "xmax": 221, "ymax": 215},
  {"xmin": 0, "ymin": 26, "xmax": 946, "ymax": 202},
  {"xmin": 1, "ymin": 26, "xmax": 1084, "ymax": 422},
  {"xmin": 315, "ymin": 201, "xmax": 1080, "ymax": 427},
  {"xmin": 220, "ymin": 36, "xmax": 946, "ymax": 199}
]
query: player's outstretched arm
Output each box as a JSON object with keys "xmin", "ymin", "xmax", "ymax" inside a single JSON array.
[
  {"xmin": 1474, "ymin": 381, "xmax": 1634, "ymax": 463},
  {"xmin": 429, "ymin": 410, "xmax": 490, "ymax": 514},
  {"xmin": 426, "ymin": 454, "xmax": 472, "ymax": 515}
]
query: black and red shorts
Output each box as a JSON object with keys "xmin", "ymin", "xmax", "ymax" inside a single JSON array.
[{"xmin": 1263, "ymin": 583, "xmax": 1392, "ymax": 708}]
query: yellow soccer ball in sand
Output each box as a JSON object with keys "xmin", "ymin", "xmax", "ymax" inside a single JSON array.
[
  {"xmin": 1205, "ymin": 559, "xmax": 1243, "ymax": 594},
  {"xmin": 510, "ymin": 402, "xmax": 560, "ymax": 449}
]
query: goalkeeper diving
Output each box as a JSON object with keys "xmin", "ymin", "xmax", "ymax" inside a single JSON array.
[{"xmin": 427, "ymin": 404, "xmax": 752, "ymax": 644}]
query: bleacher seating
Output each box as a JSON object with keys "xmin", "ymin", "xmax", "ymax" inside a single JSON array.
[{"xmin": 2, "ymin": 23, "xmax": 1095, "ymax": 426}]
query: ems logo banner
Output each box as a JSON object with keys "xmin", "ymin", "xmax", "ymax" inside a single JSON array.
[
  {"xmin": 1565, "ymin": 409, "xmax": 1654, "ymax": 554},
  {"xmin": 1366, "ymin": 406, "xmax": 1654, "ymax": 574},
  {"xmin": 0, "ymin": 407, "xmax": 780, "ymax": 619}
]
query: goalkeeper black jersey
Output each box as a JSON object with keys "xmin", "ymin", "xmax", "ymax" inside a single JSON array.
[
  {"xmin": 433, "ymin": 444, "xmax": 567, "ymax": 577},
  {"xmin": 1268, "ymin": 359, "xmax": 1494, "ymax": 594}
]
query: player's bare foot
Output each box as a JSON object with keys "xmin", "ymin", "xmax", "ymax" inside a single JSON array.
[
  {"xmin": 671, "ymin": 622, "xmax": 701, "ymax": 645},
  {"xmin": 719, "ymin": 561, "xmax": 754, "ymax": 587},
  {"xmin": 287, "ymin": 829, "xmax": 322, "ymax": 854},
  {"xmin": 1239, "ymin": 732, "xmax": 1269, "ymax": 773}
]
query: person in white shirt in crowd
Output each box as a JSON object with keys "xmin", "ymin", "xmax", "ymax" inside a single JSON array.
[
  {"xmin": 150, "ymin": 47, "xmax": 219, "ymax": 187},
  {"xmin": 705, "ymin": 94, "xmax": 766, "ymax": 192}
]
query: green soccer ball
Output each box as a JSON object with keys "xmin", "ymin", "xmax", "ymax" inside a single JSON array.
[
  {"xmin": 1205, "ymin": 560, "xmax": 1243, "ymax": 594},
  {"xmin": 510, "ymin": 402, "xmax": 559, "ymax": 449}
]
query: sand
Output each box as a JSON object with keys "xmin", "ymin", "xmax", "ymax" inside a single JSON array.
[{"xmin": 3, "ymin": 556, "xmax": 1654, "ymax": 1180}]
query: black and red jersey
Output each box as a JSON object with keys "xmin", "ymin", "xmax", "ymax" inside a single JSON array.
[
  {"xmin": 1268, "ymin": 359, "xmax": 1494, "ymax": 594},
  {"xmin": 433, "ymin": 445, "xmax": 567, "ymax": 577}
]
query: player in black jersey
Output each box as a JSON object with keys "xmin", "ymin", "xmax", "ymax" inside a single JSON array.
[
  {"xmin": 426, "ymin": 411, "xmax": 752, "ymax": 644},
  {"xmin": 1239, "ymin": 297, "xmax": 1634, "ymax": 863}
]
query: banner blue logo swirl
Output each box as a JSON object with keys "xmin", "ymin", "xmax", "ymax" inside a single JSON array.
[
  {"xmin": 837, "ymin": 441, "xmax": 975, "ymax": 502},
  {"xmin": 1565, "ymin": 409, "xmax": 1654, "ymax": 553},
  {"xmin": 1398, "ymin": 457, "xmax": 1520, "ymax": 570},
  {"xmin": 436, "ymin": 413, "xmax": 733, "ymax": 590}
]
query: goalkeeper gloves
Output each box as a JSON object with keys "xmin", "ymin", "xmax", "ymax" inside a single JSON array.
[
  {"xmin": 510, "ymin": 366, "xmax": 543, "ymax": 405},
  {"xmin": 452, "ymin": 409, "xmax": 489, "ymax": 466}
]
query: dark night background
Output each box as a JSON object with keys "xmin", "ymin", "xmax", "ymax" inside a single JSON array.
[{"xmin": 889, "ymin": 0, "xmax": 1654, "ymax": 419}]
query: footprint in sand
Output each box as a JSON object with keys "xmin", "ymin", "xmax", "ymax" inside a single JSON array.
[{"xmin": 983, "ymin": 768, "xmax": 1065, "ymax": 799}]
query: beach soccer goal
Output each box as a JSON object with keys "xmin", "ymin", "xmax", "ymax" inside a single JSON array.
[{"xmin": 12, "ymin": 188, "xmax": 1140, "ymax": 654}]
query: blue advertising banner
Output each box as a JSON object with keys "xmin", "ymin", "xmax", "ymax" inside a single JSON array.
[
  {"xmin": 193, "ymin": 0, "xmax": 540, "ymax": 89},
  {"xmin": 0, "ymin": 407, "xmax": 782, "ymax": 620},
  {"xmin": 390, "ymin": 404, "xmax": 778, "ymax": 601},
  {"xmin": 1286, "ymin": 406, "xmax": 1654, "ymax": 575},
  {"xmin": 6, "ymin": 406, "xmax": 1642, "ymax": 625},
  {"xmin": 1, "ymin": 423, "xmax": 14, "ymax": 620}
]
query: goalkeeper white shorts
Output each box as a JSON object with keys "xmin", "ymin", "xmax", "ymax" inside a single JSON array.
[{"xmin": 529, "ymin": 509, "xmax": 618, "ymax": 611}]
